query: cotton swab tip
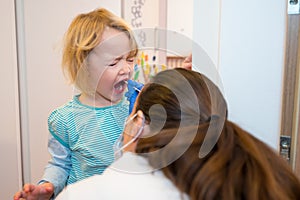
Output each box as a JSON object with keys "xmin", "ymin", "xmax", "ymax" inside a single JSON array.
[{"xmin": 124, "ymin": 80, "xmax": 141, "ymax": 92}]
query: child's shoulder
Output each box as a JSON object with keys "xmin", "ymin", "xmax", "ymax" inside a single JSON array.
[
  {"xmin": 48, "ymin": 95, "xmax": 81, "ymax": 117},
  {"xmin": 52, "ymin": 95, "xmax": 75, "ymax": 108}
]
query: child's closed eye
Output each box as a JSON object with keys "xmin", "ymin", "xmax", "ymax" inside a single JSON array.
[
  {"xmin": 108, "ymin": 58, "xmax": 121, "ymax": 67},
  {"xmin": 108, "ymin": 62, "xmax": 118, "ymax": 67},
  {"xmin": 108, "ymin": 56, "xmax": 134, "ymax": 67},
  {"xmin": 126, "ymin": 58, "xmax": 134, "ymax": 63}
]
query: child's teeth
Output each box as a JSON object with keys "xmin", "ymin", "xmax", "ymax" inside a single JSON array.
[{"xmin": 116, "ymin": 84, "xmax": 122, "ymax": 90}]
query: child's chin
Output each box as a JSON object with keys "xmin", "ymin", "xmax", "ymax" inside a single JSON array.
[{"xmin": 111, "ymin": 94, "xmax": 123, "ymax": 103}]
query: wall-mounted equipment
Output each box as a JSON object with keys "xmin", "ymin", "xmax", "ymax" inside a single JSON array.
[
  {"xmin": 280, "ymin": 135, "xmax": 291, "ymax": 163},
  {"xmin": 288, "ymin": 0, "xmax": 300, "ymax": 14}
]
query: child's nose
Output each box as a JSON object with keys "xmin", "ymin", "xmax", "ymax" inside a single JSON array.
[{"xmin": 120, "ymin": 59, "xmax": 132, "ymax": 74}]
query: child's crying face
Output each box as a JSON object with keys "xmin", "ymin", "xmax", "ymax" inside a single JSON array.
[{"xmin": 87, "ymin": 27, "xmax": 135, "ymax": 105}]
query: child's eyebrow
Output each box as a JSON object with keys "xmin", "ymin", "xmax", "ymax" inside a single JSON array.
[
  {"xmin": 104, "ymin": 55, "xmax": 121, "ymax": 63},
  {"xmin": 114, "ymin": 56, "xmax": 123, "ymax": 61},
  {"xmin": 112, "ymin": 54, "xmax": 131, "ymax": 61}
]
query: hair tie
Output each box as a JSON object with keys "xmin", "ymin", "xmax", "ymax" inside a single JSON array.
[{"xmin": 205, "ymin": 115, "xmax": 220, "ymax": 123}]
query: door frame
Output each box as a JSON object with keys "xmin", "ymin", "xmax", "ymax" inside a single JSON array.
[{"xmin": 281, "ymin": 14, "xmax": 300, "ymax": 177}]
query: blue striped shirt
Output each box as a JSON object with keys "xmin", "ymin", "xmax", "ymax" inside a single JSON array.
[{"xmin": 44, "ymin": 94, "xmax": 129, "ymax": 195}]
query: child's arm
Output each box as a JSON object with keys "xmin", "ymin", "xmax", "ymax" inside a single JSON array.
[
  {"xmin": 14, "ymin": 135, "xmax": 71, "ymax": 200},
  {"xmin": 39, "ymin": 135, "xmax": 72, "ymax": 197},
  {"xmin": 38, "ymin": 109, "xmax": 73, "ymax": 197}
]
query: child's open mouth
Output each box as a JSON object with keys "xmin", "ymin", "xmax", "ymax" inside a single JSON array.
[{"xmin": 114, "ymin": 80, "xmax": 127, "ymax": 94}]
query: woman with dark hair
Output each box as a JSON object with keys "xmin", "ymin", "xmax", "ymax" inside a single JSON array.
[{"xmin": 57, "ymin": 68, "xmax": 300, "ymax": 200}]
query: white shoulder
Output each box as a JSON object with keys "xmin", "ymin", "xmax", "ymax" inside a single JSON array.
[{"xmin": 56, "ymin": 152, "xmax": 189, "ymax": 200}]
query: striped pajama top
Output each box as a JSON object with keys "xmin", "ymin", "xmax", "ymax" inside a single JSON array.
[{"xmin": 48, "ymin": 94, "xmax": 129, "ymax": 185}]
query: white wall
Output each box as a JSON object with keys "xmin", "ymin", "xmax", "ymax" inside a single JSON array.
[
  {"xmin": 0, "ymin": 1, "xmax": 22, "ymax": 199},
  {"xmin": 193, "ymin": 0, "xmax": 221, "ymax": 66},
  {"xmin": 167, "ymin": 0, "xmax": 193, "ymax": 39},
  {"xmin": 167, "ymin": 0, "xmax": 193, "ymax": 57},
  {"xmin": 122, "ymin": 0, "xmax": 163, "ymax": 66},
  {"xmin": 193, "ymin": 0, "xmax": 286, "ymax": 149}
]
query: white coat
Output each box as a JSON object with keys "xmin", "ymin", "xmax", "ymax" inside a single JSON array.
[{"xmin": 56, "ymin": 152, "xmax": 189, "ymax": 200}]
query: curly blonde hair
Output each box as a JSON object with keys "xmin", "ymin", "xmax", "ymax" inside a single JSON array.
[{"xmin": 62, "ymin": 8, "xmax": 138, "ymax": 93}]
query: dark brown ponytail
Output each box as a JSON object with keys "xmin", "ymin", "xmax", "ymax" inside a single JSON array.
[{"xmin": 135, "ymin": 68, "xmax": 300, "ymax": 199}]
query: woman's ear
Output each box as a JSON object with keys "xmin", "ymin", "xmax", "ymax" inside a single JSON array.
[
  {"xmin": 134, "ymin": 110, "xmax": 145, "ymax": 139},
  {"xmin": 123, "ymin": 110, "xmax": 145, "ymax": 152},
  {"xmin": 136, "ymin": 110, "xmax": 152, "ymax": 138},
  {"xmin": 140, "ymin": 124, "xmax": 150, "ymax": 138},
  {"xmin": 136, "ymin": 109, "xmax": 143, "ymax": 117}
]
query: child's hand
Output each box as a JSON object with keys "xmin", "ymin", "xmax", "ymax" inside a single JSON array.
[
  {"xmin": 125, "ymin": 80, "xmax": 144, "ymax": 114},
  {"xmin": 13, "ymin": 182, "xmax": 54, "ymax": 200}
]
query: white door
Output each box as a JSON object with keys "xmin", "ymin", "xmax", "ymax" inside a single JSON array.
[{"xmin": 0, "ymin": 1, "xmax": 22, "ymax": 199}]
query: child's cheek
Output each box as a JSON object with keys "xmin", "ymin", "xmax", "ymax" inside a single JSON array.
[{"xmin": 129, "ymin": 67, "xmax": 134, "ymax": 79}]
